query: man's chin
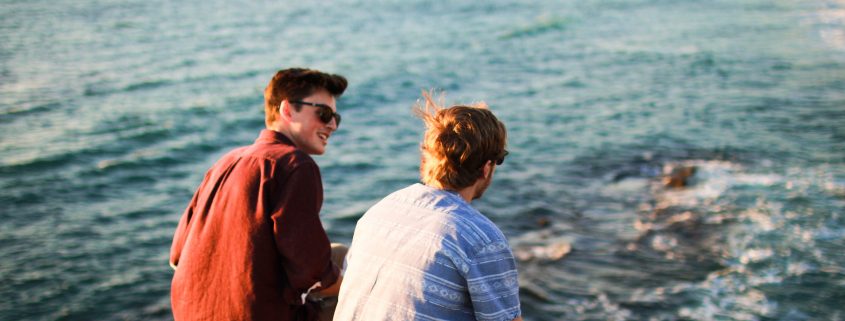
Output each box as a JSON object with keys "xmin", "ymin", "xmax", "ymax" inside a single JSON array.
[{"xmin": 302, "ymin": 145, "xmax": 325, "ymax": 155}]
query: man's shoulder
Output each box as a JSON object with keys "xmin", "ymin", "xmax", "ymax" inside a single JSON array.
[
  {"xmin": 211, "ymin": 145, "xmax": 251, "ymax": 168},
  {"xmin": 375, "ymin": 185, "xmax": 488, "ymax": 222},
  {"xmin": 381, "ymin": 184, "xmax": 505, "ymax": 239},
  {"xmin": 241, "ymin": 141, "xmax": 316, "ymax": 167}
]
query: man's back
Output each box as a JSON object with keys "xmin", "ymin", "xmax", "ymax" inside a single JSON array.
[
  {"xmin": 170, "ymin": 130, "xmax": 336, "ymax": 321},
  {"xmin": 334, "ymin": 183, "xmax": 520, "ymax": 321}
]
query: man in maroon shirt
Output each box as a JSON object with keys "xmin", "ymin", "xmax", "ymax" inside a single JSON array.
[{"xmin": 170, "ymin": 68, "xmax": 347, "ymax": 321}]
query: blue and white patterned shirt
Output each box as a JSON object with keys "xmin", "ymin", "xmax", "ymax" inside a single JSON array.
[{"xmin": 334, "ymin": 183, "xmax": 521, "ymax": 321}]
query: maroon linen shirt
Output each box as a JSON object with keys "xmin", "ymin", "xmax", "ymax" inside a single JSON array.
[{"xmin": 170, "ymin": 130, "xmax": 339, "ymax": 321}]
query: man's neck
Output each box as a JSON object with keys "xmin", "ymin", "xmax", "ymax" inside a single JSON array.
[
  {"xmin": 267, "ymin": 125, "xmax": 295, "ymax": 146},
  {"xmin": 456, "ymin": 187, "xmax": 474, "ymax": 204}
]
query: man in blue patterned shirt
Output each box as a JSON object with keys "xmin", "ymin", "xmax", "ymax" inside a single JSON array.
[{"xmin": 333, "ymin": 92, "xmax": 522, "ymax": 321}]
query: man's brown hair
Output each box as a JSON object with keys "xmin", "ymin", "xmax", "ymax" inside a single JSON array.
[
  {"xmin": 415, "ymin": 92, "xmax": 507, "ymax": 190},
  {"xmin": 263, "ymin": 68, "xmax": 348, "ymax": 127}
]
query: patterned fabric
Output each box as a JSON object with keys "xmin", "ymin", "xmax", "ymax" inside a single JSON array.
[{"xmin": 334, "ymin": 184, "xmax": 521, "ymax": 321}]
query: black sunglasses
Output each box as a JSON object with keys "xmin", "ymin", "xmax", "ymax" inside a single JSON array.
[
  {"xmin": 290, "ymin": 100, "xmax": 341, "ymax": 127},
  {"xmin": 494, "ymin": 150, "xmax": 509, "ymax": 165}
]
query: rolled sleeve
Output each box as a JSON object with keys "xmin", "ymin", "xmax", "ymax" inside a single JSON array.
[{"xmin": 466, "ymin": 241, "xmax": 522, "ymax": 321}]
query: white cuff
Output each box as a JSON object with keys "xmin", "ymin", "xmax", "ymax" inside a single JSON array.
[{"xmin": 301, "ymin": 281, "xmax": 322, "ymax": 304}]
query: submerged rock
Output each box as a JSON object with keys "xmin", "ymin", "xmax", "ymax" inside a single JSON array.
[
  {"xmin": 662, "ymin": 164, "xmax": 697, "ymax": 188},
  {"xmin": 514, "ymin": 241, "xmax": 572, "ymax": 262}
]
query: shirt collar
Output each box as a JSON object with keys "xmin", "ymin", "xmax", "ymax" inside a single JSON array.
[
  {"xmin": 417, "ymin": 183, "xmax": 467, "ymax": 204},
  {"xmin": 255, "ymin": 129, "xmax": 295, "ymax": 146}
]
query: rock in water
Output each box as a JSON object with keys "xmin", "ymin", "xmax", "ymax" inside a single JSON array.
[{"xmin": 662, "ymin": 164, "xmax": 697, "ymax": 188}]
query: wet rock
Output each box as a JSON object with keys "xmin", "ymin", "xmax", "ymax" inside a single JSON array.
[
  {"xmin": 514, "ymin": 242, "xmax": 572, "ymax": 262},
  {"xmin": 662, "ymin": 164, "xmax": 697, "ymax": 188},
  {"xmin": 536, "ymin": 216, "xmax": 551, "ymax": 228}
]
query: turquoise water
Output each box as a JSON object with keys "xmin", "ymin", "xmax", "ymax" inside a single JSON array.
[{"xmin": 2, "ymin": 0, "xmax": 844, "ymax": 320}]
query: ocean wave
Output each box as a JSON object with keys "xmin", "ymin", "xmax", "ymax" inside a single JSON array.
[
  {"xmin": 91, "ymin": 140, "xmax": 208, "ymax": 174},
  {"xmin": 814, "ymin": 6, "xmax": 845, "ymax": 51},
  {"xmin": 123, "ymin": 79, "xmax": 173, "ymax": 92},
  {"xmin": 0, "ymin": 147, "xmax": 89, "ymax": 175},
  {"xmin": 82, "ymin": 68, "xmax": 263, "ymax": 98},
  {"xmin": 499, "ymin": 16, "xmax": 571, "ymax": 40},
  {"xmin": 0, "ymin": 101, "xmax": 59, "ymax": 119}
]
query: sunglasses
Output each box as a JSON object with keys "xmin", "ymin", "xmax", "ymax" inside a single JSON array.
[
  {"xmin": 494, "ymin": 150, "xmax": 509, "ymax": 165},
  {"xmin": 289, "ymin": 100, "xmax": 342, "ymax": 127}
]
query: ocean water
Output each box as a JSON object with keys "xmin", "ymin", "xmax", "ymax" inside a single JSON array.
[{"xmin": 2, "ymin": 0, "xmax": 844, "ymax": 320}]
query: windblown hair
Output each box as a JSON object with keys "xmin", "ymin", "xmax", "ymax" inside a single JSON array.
[
  {"xmin": 415, "ymin": 91, "xmax": 507, "ymax": 190},
  {"xmin": 264, "ymin": 68, "xmax": 348, "ymax": 127}
]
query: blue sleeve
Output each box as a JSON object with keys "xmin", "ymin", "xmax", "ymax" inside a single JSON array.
[{"xmin": 465, "ymin": 240, "xmax": 522, "ymax": 321}]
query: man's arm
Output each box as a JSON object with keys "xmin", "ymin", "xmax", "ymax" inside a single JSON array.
[
  {"xmin": 312, "ymin": 242, "xmax": 348, "ymax": 298},
  {"xmin": 311, "ymin": 274, "xmax": 343, "ymax": 298},
  {"xmin": 169, "ymin": 198, "xmax": 195, "ymax": 270},
  {"xmin": 169, "ymin": 170, "xmax": 210, "ymax": 271},
  {"xmin": 465, "ymin": 239, "xmax": 522, "ymax": 321},
  {"xmin": 270, "ymin": 161, "xmax": 339, "ymax": 300}
]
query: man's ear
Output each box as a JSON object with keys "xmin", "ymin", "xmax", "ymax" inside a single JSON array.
[
  {"xmin": 279, "ymin": 100, "xmax": 292, "ymax": 119},
  {"xmin": 481, "ymin": 161, "xmax": 494, "ymax": 179}
]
